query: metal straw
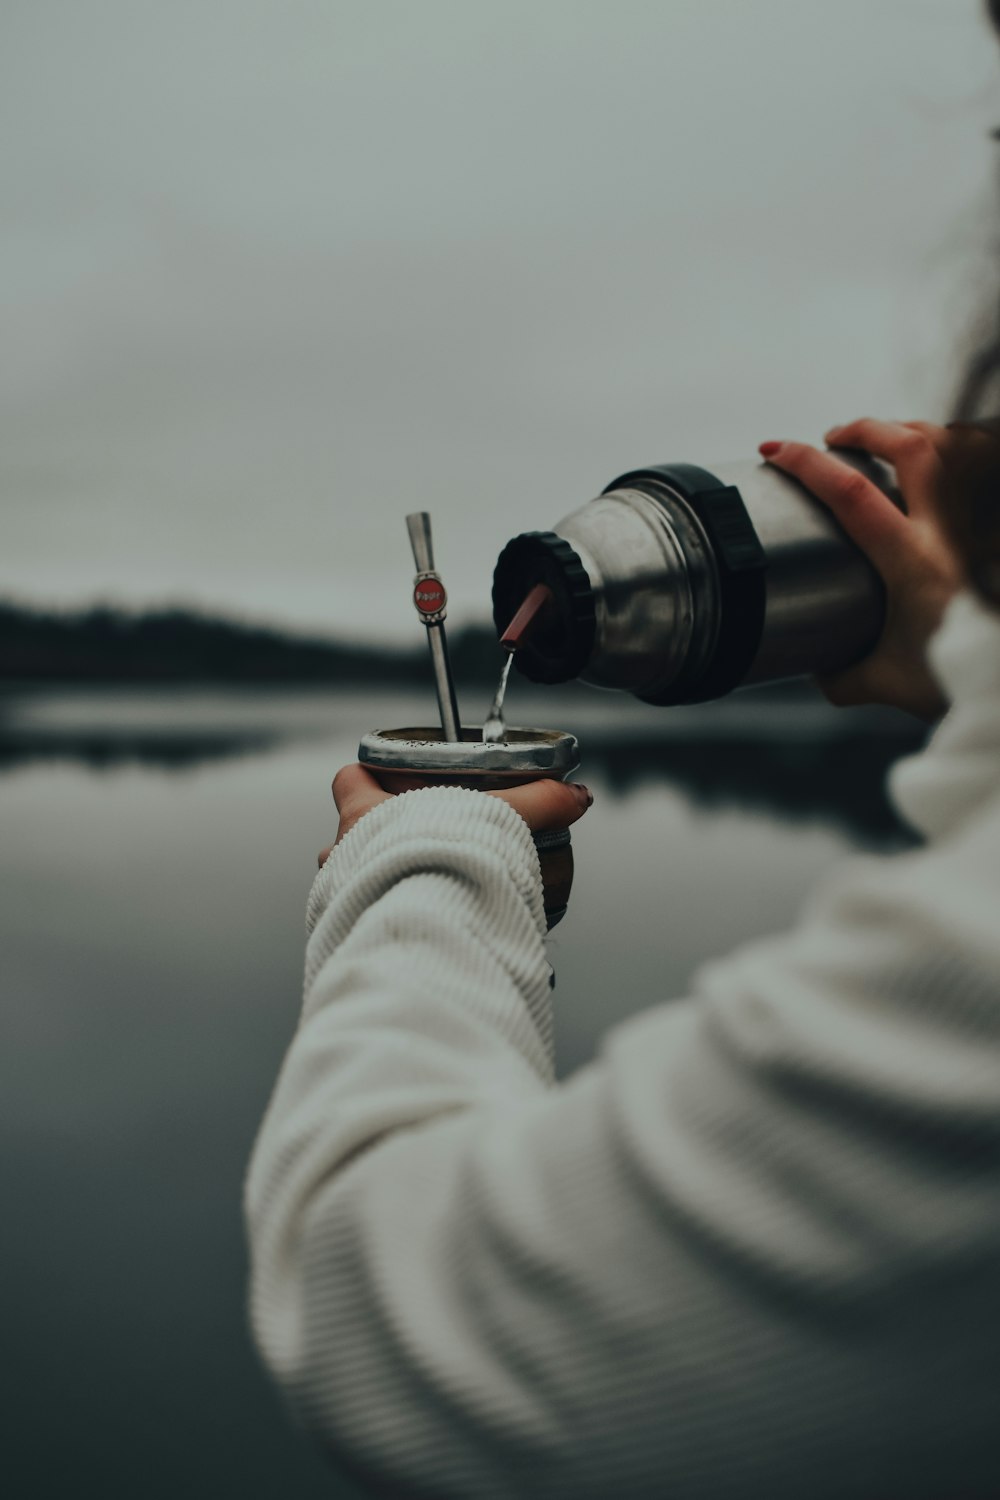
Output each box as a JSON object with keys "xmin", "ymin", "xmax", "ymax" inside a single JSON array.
[{"xmin": 406, "ymin": 512, "xmax": 461, "ymax": 742}]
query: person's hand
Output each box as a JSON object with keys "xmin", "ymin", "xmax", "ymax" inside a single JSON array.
[
  {"xmin": 318, "ymin": 764, "xmax": 593, "ymax": 868},
  {"xmin": 759, "ymin": 418, "xmax": 966, "ymax": 721}
]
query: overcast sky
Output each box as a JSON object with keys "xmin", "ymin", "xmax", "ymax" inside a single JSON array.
[{"xmin": 3, "ymin": 0, "xmax": 999, "ymax": 641}]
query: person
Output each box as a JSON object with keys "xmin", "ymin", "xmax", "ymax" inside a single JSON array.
[{"xmin": 246, "ymin": 58, "xmax": 1000, "ymax": 1500}]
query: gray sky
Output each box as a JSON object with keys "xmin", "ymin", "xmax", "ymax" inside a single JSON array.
[{"xmin": 2, "ymin": 0, "xmax": 998, "ymax": 641}]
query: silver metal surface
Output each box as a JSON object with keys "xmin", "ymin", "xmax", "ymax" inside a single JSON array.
[
  {"xmin": 405, "ymin": 510, "xmax": 461, "ymax": 741},
  {"xmin": 406, "ymin": 511, "xmax": 435, "ymax": 575},
  {"xmin": 710, "ymin": 450, "xmax": 896, "ymax": 684},
  {"xmin": 540, "ymin": 447, "xmax": 897, "ymax": 699},
  {"xmin": 426, "ymin": 627, "xmax": 462, "ymax": 742},
  {"xmin": 555, "ymin": 487, "xmax": 720, "ymax": 697},
  {"xmin": 359, "ymin": 726, "xmax": 580, "ymax": 781}
]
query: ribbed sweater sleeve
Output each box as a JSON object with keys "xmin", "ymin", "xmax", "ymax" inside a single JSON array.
[{"xmin": 246, "ymin": 593, "xmax": 1000, "ymax": 1500}]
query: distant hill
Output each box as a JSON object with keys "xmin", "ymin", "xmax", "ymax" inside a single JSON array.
[{"xmin": 0, "ymin": 601, "xmax": 506, "ymax": 687}]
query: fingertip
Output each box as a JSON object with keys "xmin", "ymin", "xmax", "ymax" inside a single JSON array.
[
  {"xmin": 490, "ymin": 777, "xmax": 594, "ymax": 832},
  {"xmin": 559, "ymin": 780, "xmax": 595, "ymax": 826}
]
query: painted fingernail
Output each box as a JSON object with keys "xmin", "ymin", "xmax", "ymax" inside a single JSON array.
[
  {"xmin": 758, "ymin": 441, "xmax": 784, "ymax": 457},
  {"xmin": 575, "ymin": 783, "xmax": 594, "ymax": 806}
]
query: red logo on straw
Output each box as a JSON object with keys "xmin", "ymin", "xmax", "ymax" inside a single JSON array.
[{"xmin": 413, "ymin": 576, "xmax": 447, "ymax": 615}]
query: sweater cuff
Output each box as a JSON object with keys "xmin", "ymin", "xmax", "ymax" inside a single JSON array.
[
  {"xmin": 890, "ymin": 589, "xmax": 1000, "ymax": 841},
  {"xmin": 306, "ymin": 785, "xmax": 547, "ymax": 938}
]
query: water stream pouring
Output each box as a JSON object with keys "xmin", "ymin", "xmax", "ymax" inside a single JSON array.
[
  {"xmin": 481, "ymin": 652, "xmax": 513, "ymax": 745},
  {"xmin": 482, "ymin": 584, "xmax": 555, "ymax": 745}
]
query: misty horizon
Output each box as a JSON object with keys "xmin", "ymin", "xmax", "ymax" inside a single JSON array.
[{"xmin": 4, "ymin": 2, "xmax": 996, "ymax": 640}]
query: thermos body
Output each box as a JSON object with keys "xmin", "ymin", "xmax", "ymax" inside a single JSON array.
[{"xmin": 492, "ymin": 451, "xmax": 899, "ymax": 705}]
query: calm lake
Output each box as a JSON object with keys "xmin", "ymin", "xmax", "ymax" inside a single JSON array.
[{"xmin": 0, "ymin": 681, "xmax": 924, "ymax": 1498}]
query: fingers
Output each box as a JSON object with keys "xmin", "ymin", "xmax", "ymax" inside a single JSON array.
[
  {"xmin": 318, "ymin": 774, "xmax": 381, "ymax": 863},
  {"xmin": 488, "ymin": 779, "xmax": 593, "ymax": 834},
  {"xmin": 327, "ymin": 763, "xmax": 394, "ymax": 852},
  {"xmin": 316, "ymin": 765, "xmax": 593, "ymax": 869},
  {"xmin": 759, "ymin": 440, "xmax": 911, "ymax": 577},
  {"xmin": 332, "ymin": 763, "xmax": 392, "ymax": 817},
  {"xmin": 333, "ymin": 762, "xmax": 593, "ymax": 834},
  {"xmin": 823, "ymin": 417, "xmax": 945, "ymax": 520}
]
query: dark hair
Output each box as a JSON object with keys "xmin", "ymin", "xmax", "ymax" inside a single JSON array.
[
  {"xmin": 945, "ymin": 2, "xmax": 1000, "ymax": 607},
  {"xmin": 953, "ymin": 0, "xmax": 1000, "ymax": 420}
]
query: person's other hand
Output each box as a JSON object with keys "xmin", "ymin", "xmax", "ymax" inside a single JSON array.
[
  {"xmin": 759, "ymin": 419, "xmax": 966, "ymax": 721},
  {"xmin": 317, "ymin": 764, "xmax": 593, "ymax": 868}
]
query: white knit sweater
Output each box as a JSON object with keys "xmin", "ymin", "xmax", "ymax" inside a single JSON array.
[{"xmin": 246, "ymin": 592, "xmax": 1000, "ymax": 1499}]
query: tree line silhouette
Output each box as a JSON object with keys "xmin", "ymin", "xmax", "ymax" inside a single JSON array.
[{"xmin": 0, "ymin": 600, "xmax": 505, "ymax": 686}]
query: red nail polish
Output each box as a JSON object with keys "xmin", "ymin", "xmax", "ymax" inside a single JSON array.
[{"xmin": 758, "ymin": 441, "xmax": 784, "ymax": 457}]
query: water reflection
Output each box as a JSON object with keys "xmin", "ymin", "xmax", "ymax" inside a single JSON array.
[
  {"xmin": 0, "ymin": 738, "xmax": 277, "ymax": 774},
  {"xmin": 0, "ymin": 732, "xmax": 278, "ymax": 772},
  {"xmin": 588, "ymin": 730, "xmax": 921, "ymax": 846},
  {"xmin": 0, "ymin": 684, "xmax": 926, "ymax": 842},
  {"xmin": 0, "ymin": 691, "xmax": 928, "ymax": 1497}
]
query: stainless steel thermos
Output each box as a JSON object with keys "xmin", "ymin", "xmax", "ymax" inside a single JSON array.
[{"xmin": 492, "ymin": 451, "xmax": 899, "ymax": 705}]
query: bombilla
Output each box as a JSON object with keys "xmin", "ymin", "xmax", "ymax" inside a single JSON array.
[{"xmin": 406, "ymin": 512, "xmax": 462, "ymax": 742}]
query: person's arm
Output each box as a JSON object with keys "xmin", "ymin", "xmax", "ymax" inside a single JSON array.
[{"xmin": 245, "ymin": 592, "xmax": 1000, "ymax": 1497}]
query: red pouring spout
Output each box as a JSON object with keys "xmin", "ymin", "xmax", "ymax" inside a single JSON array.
[{"xmin": 499, "ymin": 583, "xmax": 554, "ymax": 652}]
